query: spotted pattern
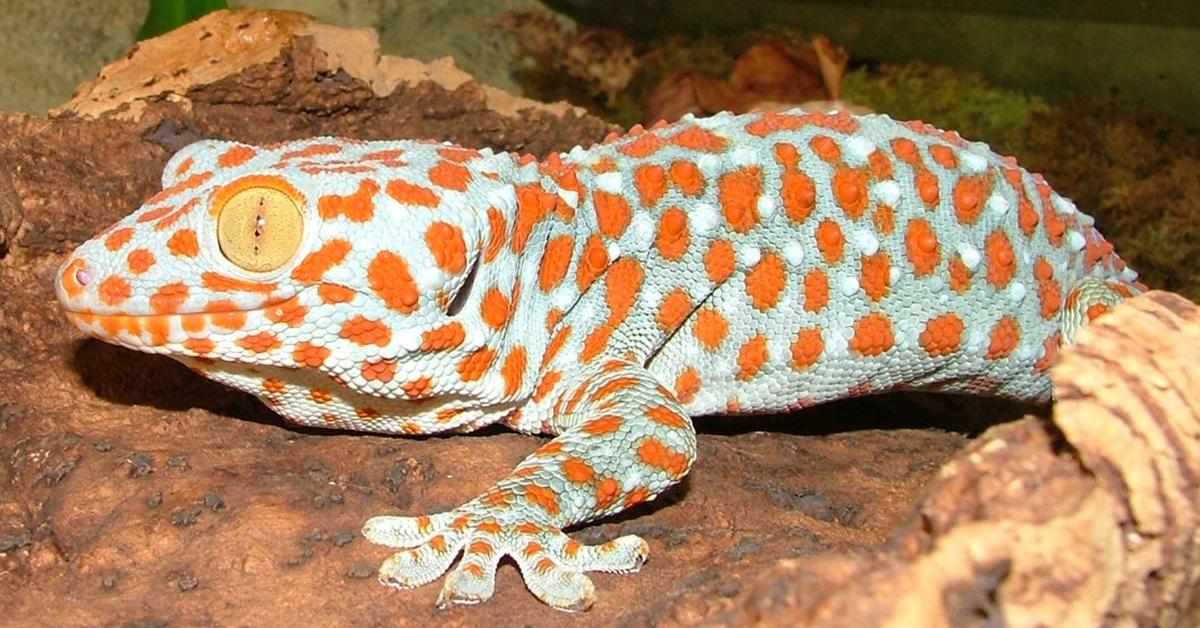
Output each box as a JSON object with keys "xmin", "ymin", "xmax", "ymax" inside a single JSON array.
[{"xmin": 56, "ymin": 110, "xmax": 1142, "ymax": 612}]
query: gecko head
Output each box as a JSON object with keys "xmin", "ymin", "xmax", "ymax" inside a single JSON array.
[{"xmin": 56, "ymin": 137, "xmax": 505, "ymax": 399}]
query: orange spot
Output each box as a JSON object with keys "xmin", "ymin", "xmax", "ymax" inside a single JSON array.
[
  {"xmin": 872, "ymin": 204, "xmax": 895, "ymax": 236},
  {"xmin": 704, "ymin": 239, "xmax": 736, "ymax": 284},
  {"xmin": 850, "ymin": 312, "xmax": 895, "ymax": 356},
  {"xmin": 719, "ymin": 166, "xmax": 762, "ymax": 233},
  {"xmin": 426, "ymin": 222, "xmax": 468, "ymax": 274},
  {"xmin": 144, "ymin": 315, "xmax": 171, "ymax": 346},
  {"xmin": 385, "ymin": 179, "xmax": 440, "ymax": 208},
  {"xmin": 891, "ymin": 138, "xmax": 921, "ymax": 165},
  {"xmin": 201, "ymin": 272, "xmax": 277, "ymax": 295},
  {"xmin": 949, "ymin": 255, "xmax": 972, "ymax": 293},
  {"xmin": 929, "ymin": 144, "xmax": 958, "ymax": 169},
  {"xmin": 293, "ymin": 341, "xmax": 331, "ymax": 368},
  {"xmin": 126, "ymin": 248, "xmax": 156, "ymax": 274},
  {"xmin": 339, "ymin": 315, "xmax": 392, "ymax": 347},
  {"xmin": 860, "ymin": 252, "xmax": 891, "ymax": 301},
  {"xmin": 457, "ymin": 347, "xmax": 496, "ymax": 382},
  {"xmin": 168, "ymin": 229, "xmax": 199, "ymax": 257},
  {"xmin": 626, "ymin": 486, "xmax": 651, "ymax": 507},
  {"xmin": 774, "ymin": 142, "xmax": 801, "ymax": 169},
  {"xmin": 745, "ymin": 251, "xmax": 786, "ymax": 311},
  {"xmin": 368, "ymin": 251, "xmax": 419, "ymax": 313},
  {"xmin": 648, "ymin": 405, "xmax": 687, "ymax": 429},
  {"xmin": 484, "ymin": 206, "xmax": 507, "ymax": 263},
  {"xmin": 1084, "ymin": 303, "xmax": 1108, "ymax": 321},
  {"xmin": 736, "ymin": 334, "xmax": 769, "ymax": 381},
  {"xmin": 501, "ymin": 346, "xmax": 527, "ymax": 397},
  {"xmin": 919, "ymin": 313, "xmax": 965, "ymax": 357},
  {"xmin": 437, "ymin": 146, "xmax": 475, "ymax": 163},
  {"xmin": 209, "ymin": 307, "xmax": 247, "ymax": 331},
  {"xmin": 987, "ymin": 315, "xmax": 1021, "ymax": 360},
  {"xmin": 137, "ymin": 205, "xmax": 175, "ymax": 224},
  {"xmin": 183, "ymin": 337, "xmax": 214, "ymax": 354},
  {"xmin": 804, "ymin": 269, "xmax": 829, "ymax": 313},
  {"xmin": 633, "ymin": 164, "xmax": 667, "ymax": 207},
  {"xmin": 984, "ymin": 230, "xmax": 1016, "ymax": 288},
  {"xmin": 292, "ymin": 239, "xmax": 351, "ymax": 283},
  {"xmin": 589, "ymin": 376, "xmax": 638, "ymax": 403},
  {"xmin": 790, "ymin": 328, "xmax": 824, "ymax": 369},
  {"xmin": 781, "ymin": 170, "xmax": 816, "ymax": 223},
  {"xmin": 811, "ymin": 135, "xmax": 840, "ymax": 162},
  {"xmin": 1034, "ymin": 258, "xmax": 1062, "ymax": 319},
  {"xmin": 815, "ymin": 219, "xmax": 844, "ymax": 265},
  {"xmin": 317, "ymin": 283, "xmax": 356, "ymax": 304},
  {"xmin": 637, "ymin": 438, "xmax": 690, "ymax": 479},
  {"xmin": 656, "ymin": 288, "xmax": 692, "ymax": 332},
  {"xmin": 617, "ymin": 132, "xmax": 665, "ymax": 158},
  {"xmin": 576, "ymin": 235, "xmax": 609, "ymax": 292},
  {"xmin": 582, "ymin": 415, "xmax": 623, "ymax": 435},
  {"xmin": 674, "ymin": 368, "xmax": 701, "ymax": 404},
  {"xmin": 915, "ymin": 169, "xmax": 940, "ymax": 206},
  {"xmin": 533, "ymin": 370, "xmax": 562, "ymax": 402},
  {"xmin": 694, "ymin": 308, "xmax": 729, "ymax": 351},
  {"xmin": 1035, "ymin": 333, "xmax": 1060, "ymax": 372},
  {"xmin": 105, "ymin": 228, "xmax": 134, "ymax": 251},
  {"xmin": 419, "ymin": 321, "xmax": 465, "ymax": 352},
  {"xmin": 480, "ymin": 286, "xmax": 511, "ymax": 330},
  {"xmin": 262, "ymin": 378, "xmax": 286, "ymax": 394},
  {"xmin": 318, "ymin": 179, "xmax": 379, "ymax": 222},
  {"xmin": 173, "ymin": 156, "xmax": 194, "ymax": 177},
  {"xmin": 428, "ymin": 159, "xmax": 472, "ymax": 192},
  {"xmin": 361, "ymin": 360, "xmax": 397, "ymax": 383},
  {"xmin": 542, "ymin": 324, "xmax": 571, "ymax": 368},
  {"xmin": 147, "ymin": 172, "xmax": 213, "ymax": 206},
  {"xmin": 150, "ymin": 282, "xmax": 188, "ymax": 314},
  {"xmin": 513, "ymin": 185, "xmax": 553, "ymax": 254},
  {"xmin": 562, "ymin": 458, "xmax": 594, "ymax": 483},
  {"xmin": 593, "ymin": 190, "xmax": 632, "ymax": 238},
  {"xmin": 98, "ymin": 275, "xmax": 132, "ymax": 306},
  {"xmin": 869, "ymin": 150, "xmax": 894, "ymax": 179},
  {"xmin": 669, "ymin": 160, "xmax": 704, "ymax": 196},
  {"xmin": 656, "ymin": 207, "xmax": 690, "ymax": 261},
  {"xmin": 953, "ymin": 176, "xmax": 989, "ymax": 225},
  {"xmin": 594, "ymin": 478, "xmax": 621, "ymax": 509},
  {"xmin": 833, "ymin": 167, "xmax": 869, "ymax": 219},
  {"xmin": 238, "ymin": 331, "xmax": 281, "ymax": 353},
  {"xmin": 217, "ymin": 145, "xmax": 256, "ymax": 168},
  {"xmin": 538, "ymin": 235, "xmax": 574, "ymax": 293},
  {"xmin": 580, "ymin": 323, "xmax": 613, "ymax": 363},
  {"xmin": 672, "ymin": 124, "xmax": 728, "ymax": 151},
  {"xmin": 605, "ymin": 259, "xmax": 643, "ymax": 322},
  {"xmin": 905, "ymin": 218, "xmax": 941, "ymax": 277},
  {"xmin": 280, "ymin": 143, "xmax": 340, "ymax": 161},
  {"xmin": 402, "ymin": 376, "xmax": 434, "ymax": 398}
]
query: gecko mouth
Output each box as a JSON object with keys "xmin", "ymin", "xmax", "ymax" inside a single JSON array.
[{"xmin": 62, "ymin": 292, "xmax": 307, "ymax": 350}]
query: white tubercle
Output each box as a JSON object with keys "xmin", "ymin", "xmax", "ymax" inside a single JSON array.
[
  {"xmin": 956, "ymin": 243, "xmax": 982, "ymax": 270},
  {"xmin": 872, "ymin": 180, "xmax": 901, "ymax": 205},
  {"xmin": 986, "ymin": 193, "xmax": 1010, "ymax": 216},
  {"xmin": 595, "ymin": 172, "xmax": 624, "ymax": 194},
  {"xmin": 783, "ymin": 241, "xmax": 805, "ymax": 266}
]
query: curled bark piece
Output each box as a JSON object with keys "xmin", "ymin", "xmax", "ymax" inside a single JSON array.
[{"xmin": 732, "ymin": 292, "xmax": 1200, "ymax": 626}]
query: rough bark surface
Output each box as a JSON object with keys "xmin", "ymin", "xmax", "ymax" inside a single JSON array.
[{"xmin": 1, "ymin": 9, "xmax": 1198, "ymax": 626}]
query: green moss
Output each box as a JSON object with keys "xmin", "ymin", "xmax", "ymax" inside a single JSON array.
[{"xmin": 842, "ymin": 62, "xmax": 1053, "ymax": 158}]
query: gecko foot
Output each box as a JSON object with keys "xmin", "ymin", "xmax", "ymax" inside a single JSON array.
[{"xmin": 363, "ymin": 512, "xmax": 648, "ymax": 611}]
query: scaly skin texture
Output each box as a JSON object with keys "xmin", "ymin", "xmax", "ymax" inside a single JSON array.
[{"xmin": 55, "ymin": 109, "xmax": 1142, "ymax": 611}]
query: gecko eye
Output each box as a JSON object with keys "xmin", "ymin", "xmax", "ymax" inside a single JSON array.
[{"xmin": 216, "ymin": 186, "xmax": 304, "ymax": 272}]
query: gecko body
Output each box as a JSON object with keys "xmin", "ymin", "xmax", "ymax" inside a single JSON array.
[{"xmin": 56, "ymin": 109, "xmax": 1140, "ymax": 610}]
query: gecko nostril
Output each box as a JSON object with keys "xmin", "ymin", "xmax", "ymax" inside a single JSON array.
[{"xmin": 74, "ymin": 265, "xmax": 92, "ymax": 287}]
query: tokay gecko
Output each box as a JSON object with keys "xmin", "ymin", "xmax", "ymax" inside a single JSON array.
[{"xmin": 56, "ymin": 109, "xmax": 1142, "ymax": 611}]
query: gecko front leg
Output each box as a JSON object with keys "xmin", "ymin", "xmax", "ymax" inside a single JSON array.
[{"xmin": 362, "ymin": 359, "xmax": 697, "ymax": 611}]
